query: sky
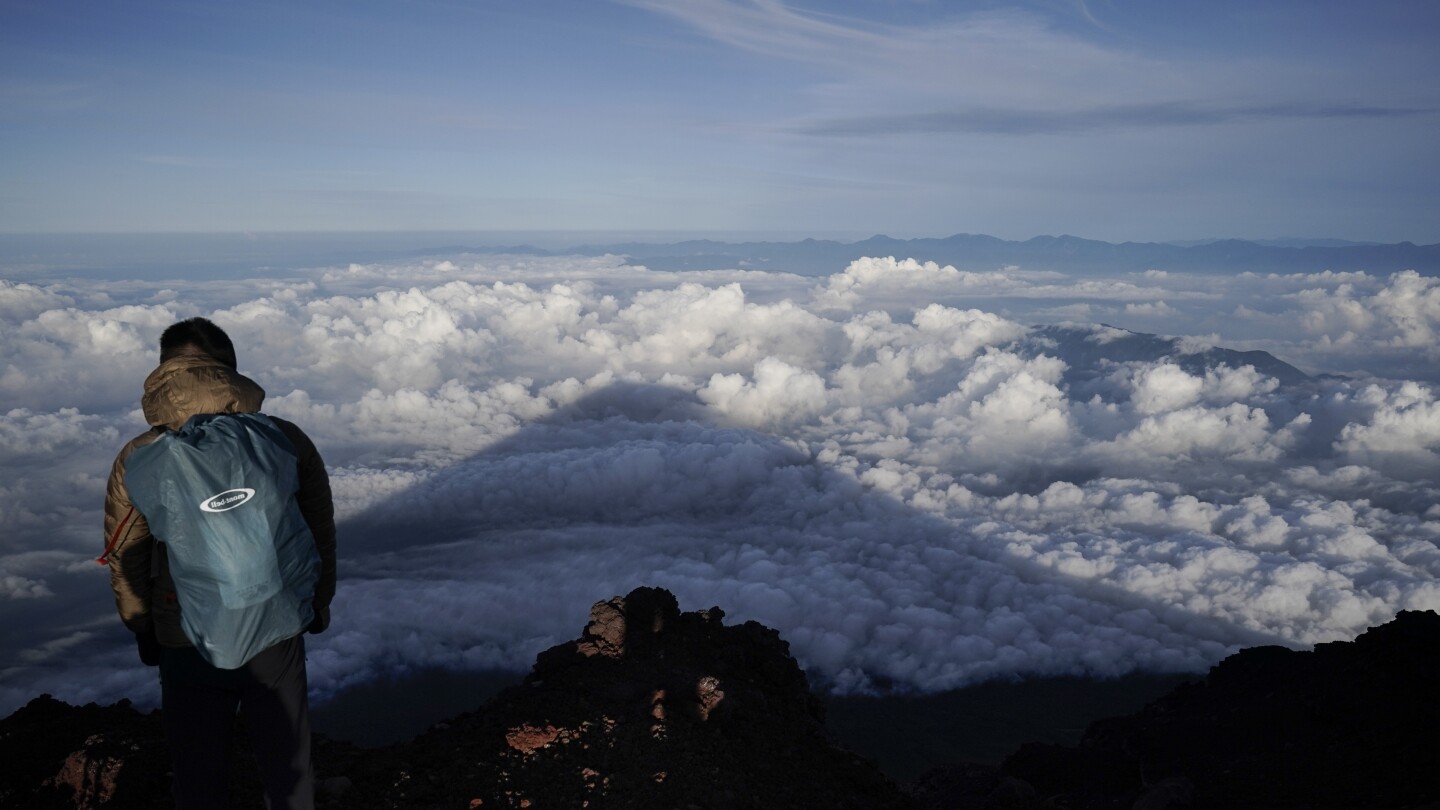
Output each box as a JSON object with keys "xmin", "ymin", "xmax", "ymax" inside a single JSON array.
[
  {"xmin": 2, "ymin": 251, "xmax": 1438, "ymax": 715},
  {"xmin": 2, "ymin": 0, "xmax": 1439, "ymax": 242}
]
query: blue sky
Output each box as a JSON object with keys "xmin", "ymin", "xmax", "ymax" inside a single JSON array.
[{"xmin": 2, "ymin": 0, "xmax": 1437, "ymax": 242}]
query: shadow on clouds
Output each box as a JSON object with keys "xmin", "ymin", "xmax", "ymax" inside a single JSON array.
[{"xmin": 312, "ymin": 380, "xmax": 1291, "ymax": 748}]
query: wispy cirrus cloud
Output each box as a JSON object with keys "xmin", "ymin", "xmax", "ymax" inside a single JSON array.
[
  {"xmin": 0, "ymin": 79, "xmax": 97, "ymax": 118},
  {"xmin": 617, "ymin": 0, "xmax": 1140, "ymax": 108},
  {"xmin": 619, "ymin": 0, "xmax": 1433, "ymax": 134},
  {"xmin": 137, "ymin": 155, "xmax": 236, "ymax": 169},
  {"xmin": 799, "ymin": 101, "xmax": 1440, "ymax": 138},
  {"xmin": 614, "ymin": 0, "xmax": 897, "ymax": 66}
]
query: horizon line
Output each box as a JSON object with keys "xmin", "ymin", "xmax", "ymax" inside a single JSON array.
[{"xmin": 0, "ymin": 230, "xmax": 1431, "ymax": 248}]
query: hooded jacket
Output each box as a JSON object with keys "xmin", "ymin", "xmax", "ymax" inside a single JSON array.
[{"xmin": 104, "ymin": 350, "xmax": 337, "ymax": 648}]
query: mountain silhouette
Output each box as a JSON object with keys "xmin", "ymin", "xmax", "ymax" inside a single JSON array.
[{"xmin": 1019, "ymin": 323, "xmax": 1311, "ymax": 389}]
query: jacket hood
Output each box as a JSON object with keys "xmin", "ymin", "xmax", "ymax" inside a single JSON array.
[{"xmin": 140, "ymin": 352, "xmax": 266, "ymax": 430}]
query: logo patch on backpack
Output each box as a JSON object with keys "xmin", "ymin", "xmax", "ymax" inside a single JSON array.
[
  {"xmin": 125, "ymin": 412, "xmax": 319, "ymax": 669},
  {"xmin": 200, "ymin": 488, "xmax": 256, "ymax": 512}
]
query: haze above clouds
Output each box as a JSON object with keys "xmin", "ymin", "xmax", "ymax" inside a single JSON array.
[{"xmin": 2, "ymin": 252, "xmax": 1437, "ymax": 713}]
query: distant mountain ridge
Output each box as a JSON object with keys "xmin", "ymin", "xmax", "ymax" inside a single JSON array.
[
  {"xmin": 1166, "ymin": 237, "xmax": 1384, "ymax": 249},
  {"xmin": 441, "ymin": 232, "xmax": 1440, "ymax": 276}
]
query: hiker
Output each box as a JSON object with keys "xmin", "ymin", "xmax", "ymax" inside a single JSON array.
[{"xmin": 102, "ymin": 317, "xmax": 337, "ymax": 810}]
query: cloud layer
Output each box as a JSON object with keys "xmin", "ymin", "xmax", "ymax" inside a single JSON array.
[{"xmin": 2, "ymin": 253, "xmax": 1438, "ymax": 713}]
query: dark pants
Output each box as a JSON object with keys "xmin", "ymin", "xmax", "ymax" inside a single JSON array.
[{"xmin": 160, "ymin": 635, "xmax": 314, "ymax": 810}]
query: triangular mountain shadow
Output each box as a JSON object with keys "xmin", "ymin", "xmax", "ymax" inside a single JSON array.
[
  {"xmin": 328, "ymin": 378, "xmax": 1293, "ymax": 706},
  {"xmin": 7, "ymin": 363, "xmax": 1397, "ymax": 805}
]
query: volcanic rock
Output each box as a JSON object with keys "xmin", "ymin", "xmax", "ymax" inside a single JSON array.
[
  {"xmin": 985, "ymin": 609, "xmax": 1440, "ymax": 809},
  {"xmin": 0, "ymin": 692, "xmax": 367, "ymax": 809},
  {"xmin": 356, "ymin": 586, "xmax": 915, "ymax": 808},
  {"xmin": 2, "ymin": 587, "xmax": 912, "ymax": 809},
  {"xmin": 15, "ymin": 600, "xmax": 1436, "ymax": 808}
]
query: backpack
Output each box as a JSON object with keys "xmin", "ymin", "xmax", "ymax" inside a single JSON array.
[{"xmin": 123, "ymin": 412, "xmax": 320, "ymax": 669}]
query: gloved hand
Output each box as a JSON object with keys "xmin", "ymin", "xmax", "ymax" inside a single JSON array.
[
  {"xmin": 136, "ymin": 630, "xmax": 161, "ymax": 666},
  {"xmin": 307, "ymin": 604, "xmax": 330, "ymax": 635}
]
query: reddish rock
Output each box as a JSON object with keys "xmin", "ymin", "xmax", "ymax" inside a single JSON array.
[
  {"xmin": 6, "ymin": 605, "xmax": 1438, "ymax": 809},
  {"xmin": 0, "ymin": 692, "xmax": 367, "ymax": 809},
  {"xmin": 0, "ymin": 587, "xmax": 910, "ymax": 808},
  {"xmin": 362, "ymin": 586, "xmax": 915, "ymax": 809},
  {"xmin": 504, "ymin": 724, "xmax": 565, "ymax": 754},
  {"xmin": 45, "ymin": 736, "xmax": 125, "ymax": 807},
  {"xmin": 0, "ymin": 696, "xmax": 171, "ymax": 809}
]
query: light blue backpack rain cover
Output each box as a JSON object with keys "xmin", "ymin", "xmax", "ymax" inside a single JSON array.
[{"xmin": 124, "ymin": 412, "xmax": 319, "ymax": 669}]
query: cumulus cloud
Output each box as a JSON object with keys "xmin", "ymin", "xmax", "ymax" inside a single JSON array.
[
  {"xmin": 0, "ymin": 575, "xmax": 54, "ymax": 600},
  {"xmin": 0, "ymin": 279, "xmax": 73, "ymax": 320},
  {"xmin": 815, "ymin": 257, "xmax": 1023, "ymax": 310},
  {"xmin": 1130, "ymin": 363, "xmax": 1204, "ymax": 414},
  {"xmin": 2, "ymin": 251, "xmax": 1438, "ymax": 716},
  {"xmin": 0, "ymin": 407, "xmax": 122, "ymax": 459},
  {"xmin": 1333, "ymin": 381, "xmax": 1440, "ymax": 477},
  {"xmin": 1294, "ymin": 271, "xmax": 1440, "ymax": 348},
  {"xmin": 700, "ymin": 358, "xmax": 828, "ymax": 428}
]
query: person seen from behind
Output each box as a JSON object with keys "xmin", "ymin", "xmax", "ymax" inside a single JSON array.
[{"xmin": 102, "ymin": 317, "xmax": 337, "ymax": 809}]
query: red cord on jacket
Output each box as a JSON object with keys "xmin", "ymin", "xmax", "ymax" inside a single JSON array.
[{"xmin": 97, "ymin": 506, "xmax": 136, "ymax": 565}]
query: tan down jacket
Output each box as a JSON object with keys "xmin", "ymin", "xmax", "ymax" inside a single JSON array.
[{"xmin": 104, "ymin": 351, "xmax": 337, "ymax": 648}]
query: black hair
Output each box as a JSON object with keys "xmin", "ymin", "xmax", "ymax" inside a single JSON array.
[{"xmin": 159, "ymin": 317, "xmax": 237, "ymax": 369}]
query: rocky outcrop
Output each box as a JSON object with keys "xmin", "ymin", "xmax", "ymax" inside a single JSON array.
[
  {"xmin": 359, "ymin": 586, "xmax": 915, "ymax": 808},
  {"xmin": 918, "ymin": 609, "xmax": 1440, "ymax": 809},
  {"xmin": 0, "ymin": 692, "xmax": 366, "ymax": 809},
  {"xmin": 10, "ymin": 603, "xmax": 1437, "ymax": 809},
  {"xmin": 0, "ymin": 696, "xmax": 168, "ymax": 809},
  {"xmin": 1, "ymin": 587, "xmax": 913, "ymax": 809}
]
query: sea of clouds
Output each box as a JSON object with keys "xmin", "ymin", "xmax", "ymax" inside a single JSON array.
[{"xmin": 2, "ymin": 252, "xmax": 1438, "ymax": 714}]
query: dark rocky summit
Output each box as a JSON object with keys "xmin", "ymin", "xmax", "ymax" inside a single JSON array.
[
  {"xmin": 919, "ymin": 609, "xmax": 1440, "ymax": 809},
  {"xmin": 0, "ymin": 587, "xmax": 913, "ymax": 809},
  {"xmin": 361, "ymin": 586, "xmax": 914, "ymax": 808},
  {"xmin": 5, "ymin": 600, "xmax": 1437, "ymax": 809},
  {"xmin": 0, "ymin": 695, "xmax": 171, "ymax": 808}
]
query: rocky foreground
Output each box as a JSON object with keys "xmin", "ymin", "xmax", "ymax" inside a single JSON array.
[{"xmin": 2, "ymin": 591, "xmax": 1436, "ymax": 809}]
